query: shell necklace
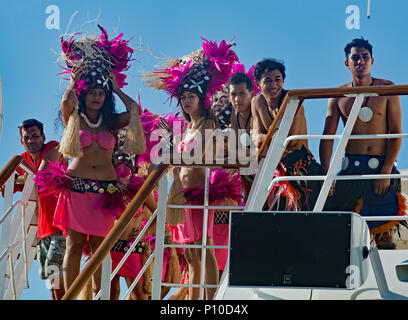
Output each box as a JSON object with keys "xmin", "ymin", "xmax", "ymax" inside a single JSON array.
[
  {"xmin": 80, "ymin": 112, "xmax": 103, "ymax": 128},
  {"xmin": 237, "ymin": 111, "xmax": 252, "ymax": 147},
  {"xmin": 352, "ymin": 78, "xmax": 375, "ymax": 123}
]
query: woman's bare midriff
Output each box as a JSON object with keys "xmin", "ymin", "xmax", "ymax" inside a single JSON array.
[{"xmin": 68, "ymin": 147, "xmax": 117, "ymax": 180}]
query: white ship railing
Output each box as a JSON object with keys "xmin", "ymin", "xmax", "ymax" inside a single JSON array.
[{"xmin": 0, "ymin": 156, "xmax": 38, "ymax": 300}]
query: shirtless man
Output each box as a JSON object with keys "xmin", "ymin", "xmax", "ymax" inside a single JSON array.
[
  {"xmin": 229, "ymin": 72, "xmax": 254, "ymax": 140},
  {"xmin": 251, "ymin": 59, "xmax": 320, "ymax": 211},
  {"xmin": 227, "ymin": 71, "xmax": 255, "ymax": 195},
  {"xmin": 320, "ymin": 38, "xmax": 406, "ymax": 248},
  {"xmin": 251, "ymin": 58, "xmax": 308, "ymax": 154}
]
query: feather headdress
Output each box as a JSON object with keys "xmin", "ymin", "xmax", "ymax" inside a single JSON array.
[
  {"xmin": 144, "ymin": 38, "xmax": 239, "ymax": 108},
  {"xmin": 59, "ymin": 24, "xmax": 133, "ymax": 96},
  {"xmin": 58, "ymin": 25, "xmax": 140, "ymax": 158},
  {"xmin": 137, "ymin": 109, "xmax": 187, "ymax": 165},
  {"xmin": 230, "ymin": 63, "xmax": 261, "ymax": 96}
]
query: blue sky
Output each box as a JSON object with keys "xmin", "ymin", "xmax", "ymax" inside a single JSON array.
[{"xmin": 1, "ymin": 0, "xmax": 408, "ymax": 299}]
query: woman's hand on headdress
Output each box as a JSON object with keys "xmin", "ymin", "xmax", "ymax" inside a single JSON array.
[
  {"xmin": 108, "ymin": 72, "xmax": 120, "ymax": 94},
  {"xmin": 70, "ymin": 66, "xmax": 85, "ymax": 85}
]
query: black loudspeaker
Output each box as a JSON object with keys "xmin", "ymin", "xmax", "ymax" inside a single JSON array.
[{"xmin": 229, "ymin": 212, "xmax": 352, "ymax": 288}]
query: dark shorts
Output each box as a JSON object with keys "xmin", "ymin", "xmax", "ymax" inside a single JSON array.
[
  {"xmin": 37, "ymin": 231, "xmax": 66, "ymax": 280},
  {"xmin": 324, "ymin": 154, "xmax": 404, "ymax": 233},
  {"xmin": 325, "ymin": 154, "xmax": 401, "ymax": 211}
]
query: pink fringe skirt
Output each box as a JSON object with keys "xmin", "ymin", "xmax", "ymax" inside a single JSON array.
[
  {"xmin": 54, "ymin": 189, "xmax": 119, "ymax": 238},
  {"xmin": 170, "ymin": 203, "xmax": 215, "ymax": 244},
  {"xmin": 213, "ymin": 224, "xmax": 229, "ymax": 271},
  {"xmin": 110, "ymin": 251, "xmax": 144, "ymax": 281}
]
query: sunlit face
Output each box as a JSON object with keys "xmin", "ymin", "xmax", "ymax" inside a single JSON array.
[
  {"xmin": 20, "ymin": 126, "xmax": 45, "ymax": 154},
  {"xmin": 85, "ymin": 88, "xmax": 106, "ymax": 111},
  {"xmin": 257, "ymin": 69, "xmax": 284, "ymax": 99},
  {"xmin": 180, "ymin": 91, "xmax": 201, "ymax": 117},
  {"xmin": 345, "ymin": 47, "xmax": 374, "ymax": 77},
  {"xmin": 228, "ymin": 82, "xmax": 253, "ymax": 113}
]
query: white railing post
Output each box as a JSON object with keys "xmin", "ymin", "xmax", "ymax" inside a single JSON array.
[
  {"xmin": 151, "ymin": 174, "xmax": 167, "ymax": 300},
  {"xmin": 0, "ymin": 174, "xmax": 15, "ymax": 299},
  {"xmin": 99, "ymin": 254, "xmax": 112, "ymax": 300},
  {"xmin": 313, "ymin": 94, "xmax": 366, "ymax": 211},
  {"xmin": 198, "ymin": 167, "xmax": 210, "ymax": 300},
  {"xmin": 246, "ymin": 98, "xmax": 300, "ymax": 211}
]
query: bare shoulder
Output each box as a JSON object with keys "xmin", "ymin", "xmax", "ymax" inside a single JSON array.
[
  {"xmin": 374, "ymin": 78, "xmax": 394, "ymax": 85},
  {"xmin": 251, "ymin": 94, "xmax": 267, "ymax": 110},
  {"xmin": 329, "ymin": 82, "xmax": 351, "ymax": 103}
]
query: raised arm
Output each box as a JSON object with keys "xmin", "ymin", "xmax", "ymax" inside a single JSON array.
[
  {"xmin": 61, "ymin": 67, "xmax": 84, "ymax": 125},
  {"xmin": 319, "ymin": 97, "xmax": 341, "ymax": 175},
  {"xmin": 38, "ymin": 144, "xmax": 64, "ymax": 171},
  {"xmin": 110, "ymin": 73, "xmax": 142, "ymax": 129}
]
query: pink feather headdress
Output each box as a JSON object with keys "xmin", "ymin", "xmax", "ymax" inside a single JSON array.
[
  {"xmin": 210, "ymin": 63, "xmax": 259, "ymax": 127},
  {"xmin": 138, "ymin": 109, "xmax": 187, "ymax": 165},
  {"xmin": 144, "ymin": 38, "xmax": 239, "ymax": 108},
  {"xmin": 231, "ymin": 63, "xmax": 261, "ymax": 96},
  {"xmin": 59, "ymin": 25, "xmax": 133, "ymax": 97}
]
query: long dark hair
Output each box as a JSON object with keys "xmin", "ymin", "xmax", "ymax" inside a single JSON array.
[
  {"xmin": 78, "ymin": 90, "xmax": 117, "ymax": 131},
  {"xmin": 178, "ymin": 91, "xmax": 217, "ymax": 124}
]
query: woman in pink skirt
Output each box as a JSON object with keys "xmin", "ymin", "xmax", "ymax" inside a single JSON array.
[
  {"xmin": 145, "ymin": 38, "xmax": 242, "ymax": 299},
  {"xmin": 45, "ymin": 26, "xmax": 145, "ymax": 297}
]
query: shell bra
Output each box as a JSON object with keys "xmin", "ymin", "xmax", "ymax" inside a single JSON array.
[{"xmin": 79, "ymin": 129, "xmax": 116, "ymax": 150}]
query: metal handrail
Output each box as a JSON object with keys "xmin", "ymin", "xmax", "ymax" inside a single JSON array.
[
  {"xmin": 287, "ymin": 84, "xmax": 408, "ymax": 99},
  {"xmin": 148, "ymin": 165, "xmax": 247, "ymax": 300},
  {"xmin": 42, "ymin": 85, "xmax": 408, "ymax": 300},
  {"xmin": 62, "ymin": 162, "xmax": 169, "ymax": 300},
  {"xmin": 284, "ymin": 133, "xmax": 408, "ymax": 145},
  {"xmin": 0, "ymin": 156, "xmax": 37, "ymax": 300},
  {"xmin": 62, "ymin": 153, "xmax": 249, "ymax": 299},
  {"xmin": 215, "ymin": 84, "xmax": 408, "ymax": 300},
  {"xmin": 93, "ymin": 206, "xmax": 159, "ymax": 300},
  {"xmin": 0, "ymin": 241, "xmax": 20, "ymax": 264},
  {"xmin": 0, "ymin": 156, "xmax": 34, "ymax": 188},
  {"xmin": 0, "ymin": 200, "xmax": 25, "ymax": 225},
  {"xmin": 257, "ymin": 84, "xmax": 408, "ymax": 160}
]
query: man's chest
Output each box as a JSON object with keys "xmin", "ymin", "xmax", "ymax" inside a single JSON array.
[{"xmin": 338, "ymin": 95, "xmax": 388, "ymax": 122}]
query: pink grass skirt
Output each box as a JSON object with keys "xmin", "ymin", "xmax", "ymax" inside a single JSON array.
[
  {"xmin": 213, "ymin": 224, "xmax": 229, "ymax": 271},
  {"xmin": 170, "ymin": 204, "xmax": 215, "ymax": 244},
  {"xmin": 110, "ymin": 251, "xmax": 144, "ymax": 281},
  {"xmin": 54, "ymin": 189, "xmax": 119, "ymax": 238}
]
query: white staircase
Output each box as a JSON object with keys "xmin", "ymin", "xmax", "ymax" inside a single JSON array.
[{"xmin": 0, "ymin": 161, "xmax": 38, "ymax": 300}]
